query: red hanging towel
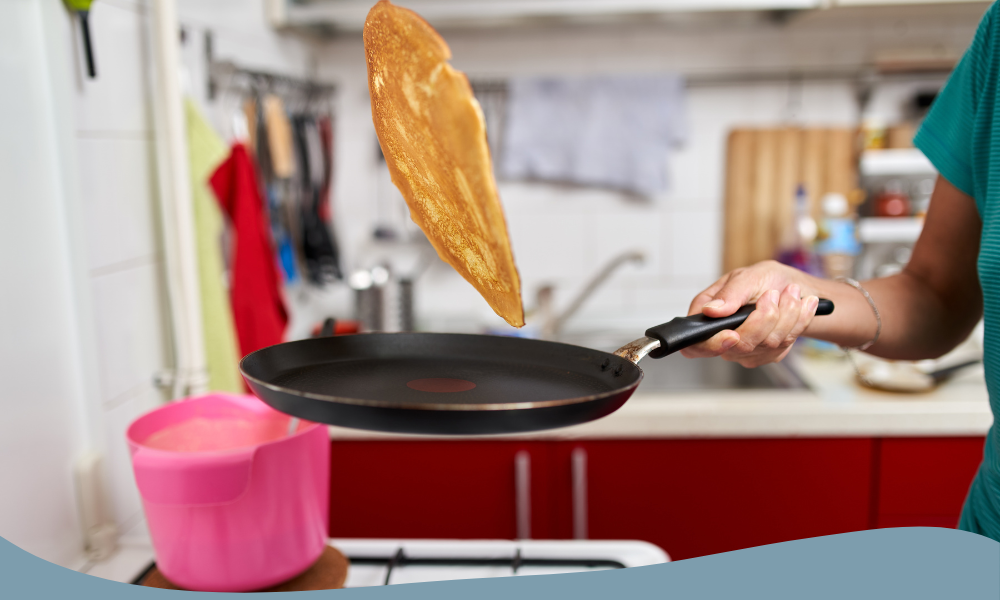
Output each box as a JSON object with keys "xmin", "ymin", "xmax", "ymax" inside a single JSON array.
[{"xmin": 210, "ymin": 143, "xmax": 288, "ymax": 358}]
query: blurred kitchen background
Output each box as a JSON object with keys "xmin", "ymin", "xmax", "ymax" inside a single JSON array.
[{"xmin": 1, "ymin": 0, "xmax": 994, "ymax": 584}]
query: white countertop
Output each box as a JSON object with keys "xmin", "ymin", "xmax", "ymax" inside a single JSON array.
[{"xmin": 327, "ymin": 356, "xmax": 993, "ymax": 441}]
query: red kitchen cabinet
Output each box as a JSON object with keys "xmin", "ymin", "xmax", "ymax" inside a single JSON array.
[
  {"xmin": 327, "ymin": 436, "xmax": 985, "ymax": 561},
  {"xmin": 550, "ymin": 439, "xmax": 875, "ymax": 560},
  {"xmin": 328, "ymin": 441, "xmax": 553, "ymax": 540},
  {"xmin": 875, "ymin": 437, "xmax": 985, "ymax": 529}
]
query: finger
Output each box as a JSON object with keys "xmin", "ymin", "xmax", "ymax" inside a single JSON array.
[
  {"xmin": 729, "ymin": 294, "xmax": 814, "ymax": 367},
  {"xmin": 773, "ymin": 346, "xmax": 794, "ymax": 363},
  {"xmin": 679, "ymin": 330, "xmax": 740, "ymax": 358},
  {"xmin": 701, "ymin": 267, "xmax": 766, "ymax": 318},
  {"xmin": 687, "ymin": 273, "xmax": 732, "ymax": 316},
  {"xmin": 784, "ymin": 295, "xmax": 819, "ymax": 345},
  {"xmin": 760, "ymin": 284, "xmax": 803, "ymax": 350},
  {"xmin": 738, "ymin": 344, "xmax": 793, "ymax": 368},
  {"xmin": 723, "ymin": 288, "xmax": 781, "ymax": 356}
]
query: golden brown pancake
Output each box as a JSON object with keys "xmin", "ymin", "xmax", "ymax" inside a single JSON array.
[{"xmin": 364, "ymin": 0, "xmax": 524, "ymax": 327}]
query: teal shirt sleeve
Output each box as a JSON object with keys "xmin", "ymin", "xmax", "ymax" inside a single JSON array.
[{"xmin": 913, "ymin": 3, "xmax": 995, "ymax": 202}]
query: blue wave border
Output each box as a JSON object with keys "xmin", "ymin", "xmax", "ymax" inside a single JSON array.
[{"xmin": 2, "ymin": 528, "xmax": 997, "ymax": 598}]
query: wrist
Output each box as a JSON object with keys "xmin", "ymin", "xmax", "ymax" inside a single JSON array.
[
  {"xmin": 835, "ymin": 278, "xmax": 881, "ymax": 350},
  {"xmin": 801, "ymin": 276, "xmax": 881, "ymax": 347}
]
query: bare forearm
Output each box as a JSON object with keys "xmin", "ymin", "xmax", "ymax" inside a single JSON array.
[
  {"xmin": 807, "ymin": 178, "xmax": 982, "ymax": 359},
  {"xmin": 801, "ymin": 272, "xmax": 981, "ymax": 360}
]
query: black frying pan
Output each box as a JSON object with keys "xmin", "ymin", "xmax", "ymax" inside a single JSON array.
[{"xmin": 241, "ymin": 299, "xmax": 833, "ymax": 435}]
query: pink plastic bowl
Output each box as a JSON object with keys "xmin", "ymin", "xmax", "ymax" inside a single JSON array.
[{"xmin": 127, "ymin": 393, "xmax": 329, "ymax": 592}]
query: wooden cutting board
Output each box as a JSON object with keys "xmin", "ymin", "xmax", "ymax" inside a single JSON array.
[
  {"xmin": 723, "ymin": 130, "xmax": 755, "ymax": 274},
  {"xmin": 800, "ymin": 128, "xmax": 828, "ymax": 221},
  {"xmin": 139, "ymin": 545, "xmax": 349, "ymax": 592},
  {"xmin": 773, "ymin": 127, "xmax": 802, "ymax": 253},
  {"xmin": 722, "ymin": 127, "xmax": 857, "ymax": 272},
  {"xmin": 749, "ymin": 128, "xmax": 778, "ymax": 266}
]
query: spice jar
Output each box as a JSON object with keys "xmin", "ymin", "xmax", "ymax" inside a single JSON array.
[{"xmin": 874, "ymin": 180, "xmax": 911, "ymax": 218}]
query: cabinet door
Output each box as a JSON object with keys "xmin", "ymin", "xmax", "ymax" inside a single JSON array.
[
  {"xmin": 560, "ymin": 439, "xmax": 874, "ymax": 560},
  {"xmin": 876, "ymin": 437, "xmax": 985, "ymax": 528},
  {"xmin": 328, "ymin": 441, "xmax": 552, "ymax": 539}
]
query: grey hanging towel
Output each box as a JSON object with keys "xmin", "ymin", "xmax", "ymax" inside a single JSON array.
[{"xmin": 501, "ymin": 75, "xmax": 687, "ymax": 196}]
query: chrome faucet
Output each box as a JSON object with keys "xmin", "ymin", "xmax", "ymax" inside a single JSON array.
[{"xmin": 537, "ymin": 250, "xmax": 645, "ymax": 340}]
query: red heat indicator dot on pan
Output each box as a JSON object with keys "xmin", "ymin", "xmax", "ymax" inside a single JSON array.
[{"xmin": 406, "ymin": 378, "xmax": 477, "ymax": 393}]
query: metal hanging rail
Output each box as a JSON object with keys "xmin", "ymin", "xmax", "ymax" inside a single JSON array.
[{"xmin": 207, "ymin": 59, "xmax": 336, "ymax": 102}]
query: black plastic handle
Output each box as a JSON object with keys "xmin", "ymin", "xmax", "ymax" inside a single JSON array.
[{"xmin": 644, "ymin": 298, "xmax": 834, "ymax": 359}]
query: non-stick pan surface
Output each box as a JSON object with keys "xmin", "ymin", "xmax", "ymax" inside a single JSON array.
[
  {"xmin": 241, "ymin": 333, "xmax": 643, "ymax": 435},
  {"xmin": 241, "ymin": 299, "xmax": 834, "ymax": 436}
]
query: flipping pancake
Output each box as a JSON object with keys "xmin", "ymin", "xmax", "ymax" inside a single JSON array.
[{"xmin": 364, "ymin": 0, "xmax": 524, "ymax": 327}]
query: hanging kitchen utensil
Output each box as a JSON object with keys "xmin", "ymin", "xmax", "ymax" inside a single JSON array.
[
  {"xmin": 64, "ymin": 0, "xmax": 97, "ymax": 79},
  {"xmin": 241, "ymin": 300, "xmax": 833, "ymax": 436}
]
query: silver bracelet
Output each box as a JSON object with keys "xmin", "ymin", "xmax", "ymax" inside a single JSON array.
[{"xmin": 836, "ymin": 277, "xmax": 881, "ymax": 351}]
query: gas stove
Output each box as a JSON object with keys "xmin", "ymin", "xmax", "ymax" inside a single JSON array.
[
  {"xmin": 91, "ymin": 538, "xmax": 668, "ymax": 589},
  {"xmin": 332, "ymin": 539, "xmax": 669, "ymax": 587}
]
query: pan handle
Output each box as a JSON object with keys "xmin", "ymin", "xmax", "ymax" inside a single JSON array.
[{"xmin": 613, "ymin": 298, "xmax": 834, "ymax": 363}]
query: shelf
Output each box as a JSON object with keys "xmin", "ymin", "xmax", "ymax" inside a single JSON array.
[
  {"xmin": 858, "ymin": 217, "xmax": 924, "ymax": 244},
  {"xmin": 274, "ymin": 0, "xmax": 825, "ymax": 30},
  {"xmin": 860, "ymin": 149, "xmax": 936, "ymax": 177},
  {"xmin": 836, "ymin": 0, "xmax": 989, "ymax": 5}
]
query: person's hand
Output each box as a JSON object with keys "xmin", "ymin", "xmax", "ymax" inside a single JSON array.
[{"xmin": 680, "ymin": 260, "xmax": 821, "ymax": 367}]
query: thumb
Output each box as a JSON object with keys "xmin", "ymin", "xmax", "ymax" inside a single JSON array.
[{"xmin": 701, "ymin": 277, "xmax": 761, "ymax": 318}]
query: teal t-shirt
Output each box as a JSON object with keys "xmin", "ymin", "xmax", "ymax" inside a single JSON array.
[{"xmin": 915, "ymin": 1, "xmax": 1000, "ymax": 541}]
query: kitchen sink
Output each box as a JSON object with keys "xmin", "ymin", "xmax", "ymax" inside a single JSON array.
[
  {"xmin": 558, "ymin": 331, "xmax": 808, "ymax": 391},
  {"xmin": 634, "ymin": 355, "xmax": 807, "ymax": 391}
]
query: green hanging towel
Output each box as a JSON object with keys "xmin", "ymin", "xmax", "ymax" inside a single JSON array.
[{"xmin": 185, "ymin": 98, "xmax": 244, "ymax": 394}]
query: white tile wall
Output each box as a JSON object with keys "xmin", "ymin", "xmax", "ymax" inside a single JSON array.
[
  {"xmin": 507, "ymin": 211, "xmax": 595, "ymax": 281},
  {"xmin": 32, "ymin": 0, "xmax": 328, "ymax": 547},
  {"xmin": 90, "ymin": 264, "xmax": 168, "ymax": 409},
  {"xmin": 177, "ymin": 0, "xmax": 316, "ymax": 81},
  {"xmin": 63, "ymin": 0, "xmax": 326, "ymax": 543},
  {"xmin": 102, "ymin": 388, "xmax": 161, "ymax": 528},
  {"xmin": 71, "ymin": 1, "xmax": 152, "ymax": 135},
  {"xmin": 1, "ymin": 0, "xmax": 92, "ymax": 569},
  {"xmin": 669, "ymin": 210, "xmax": 722, "ymax": 280},
  {"xmin": 59, "ymin": 0, "xmax": 328, "ymax": 543},
  {"xmin": 62, "ymin": 0, "xmax": 171, "ymax": 541},
  {"xmin": 667, "ymin": 85, "xmax": 751, "ymax": 209},
  {"xmin": 592, "ymin": 210, "xmax": 664, "ymax": 277},
  {"xmin": 76, "ymin": 137, "xmax": 158, "ymax": 272}
]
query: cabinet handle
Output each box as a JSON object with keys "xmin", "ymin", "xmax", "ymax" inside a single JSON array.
[
  {"xmin": 572, "ymin": 447, "xmax": 588, "ymax": 540},
  {"xmin": 515, "ymin": 450, "xmax": 531, "ymax": 540}
]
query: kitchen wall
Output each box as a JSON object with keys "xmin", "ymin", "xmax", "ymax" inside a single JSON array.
[
  {"xmin": 84, "ymin": 0, "xmax": 322, "ymax": 546},
  {"xmin": 1, "ymin": 0, "xmax": 322, "ymax": 562},
  {"xmin": 316, "ymin": 3, "xmax": 983, "ymax": 340},
  {"xmin": 174, "ymin": 0, "xmax": 320, "ymax": 131},
  {"xmin": 58, "ymin": 0, "xmax": 172, "ymax": 549},
  {"xmin": 0, "ymin": 0, "xmax": 96, "ymax": 570}
]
